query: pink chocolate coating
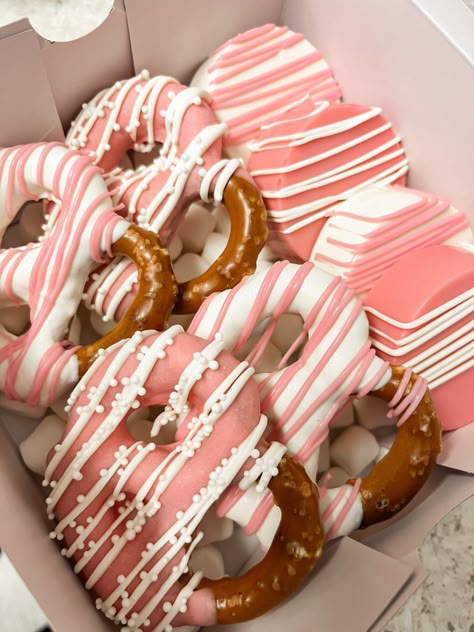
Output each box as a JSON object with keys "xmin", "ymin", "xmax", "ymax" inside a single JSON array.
[{"xmin": 247, "ymin": 100, "xmax": 408, "ymax": 261}]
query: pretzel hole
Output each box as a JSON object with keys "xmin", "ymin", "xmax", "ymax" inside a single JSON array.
[
  {"xmin": 17, "ymin": 200, "xmax": 49, "ymax": 246},
  {"xmin": 233, "ymin": 314, "xmax": 307, "ymax": 374},
  {"xmin": 126, "ymin": 144, "xmax": 162, "ymax": 170},
  {"xmin": 0, "ymin": 305, "xmax": 31, "ymax": 337}
]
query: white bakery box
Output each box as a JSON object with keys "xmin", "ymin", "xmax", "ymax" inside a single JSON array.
[{"xmin": 0, "ymin": 1, "xmax": 473, "ymax": 631}]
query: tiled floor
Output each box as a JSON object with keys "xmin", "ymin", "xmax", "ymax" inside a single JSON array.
[{"xmin": 0, "ymin": 1, "xmax": 472, "ymax": 631}]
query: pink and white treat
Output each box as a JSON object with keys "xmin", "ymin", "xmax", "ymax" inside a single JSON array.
[
  {"xmin": 246, "ymin": 100, "xmax": 408, "ymax": 261},
  {"xmin": 44, "ymin": 327, "xmax": 324, "ymax": 630},
  {"xmin": 190, "ymin": 262, "xmax": 439, "ymax": 545},
  {"xmin": 365, "ymin": 244, "xmax": 474, "ymax": 430},
  {"xmin": 311, "ymin": 184, "xmax": 472, "ymax": 296},
  {"xmin": 0, "ymin": 142, "xmax": 126, "ymax": 406},
  {"xmin": 191, "ymin": 23, "xmax": 342, "ymax": 162}
]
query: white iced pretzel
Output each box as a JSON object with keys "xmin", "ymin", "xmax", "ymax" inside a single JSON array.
[
  {"xmin": 189, "ymin": 262, "xmax": 441, "ymax": 544},
  {"xmin": 0, "ymin": 142, "xmax": 176, "ymax": 407}
]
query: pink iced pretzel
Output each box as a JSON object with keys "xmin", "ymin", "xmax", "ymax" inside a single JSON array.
[
  {"xmin": 45, "ymin": 327, "xmax": 324, "ymax": 629},
  {"xmin": 0, "ymin": 142, "xmax": 176, "ymax": 406},
  {"xmin": 66, "ymin": 71, "xmax": 267, "ymax": 316},
  {"xmin": 189, "ymin": 262, "xmax": 441, "ymax": 545}
]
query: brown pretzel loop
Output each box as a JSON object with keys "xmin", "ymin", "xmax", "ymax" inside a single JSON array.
[
  {"xmin": 348, "ymin": 365, "xmax": 442, "ymax": 528},
  {"xmin": 199, "ymin": 454, "xmax": 324, "ymax": 624},
  {"xmin": 175, "ymin": 175, "xmax": 268, "ymax": 314},
  {"xmin": 76, "ymin": 225, "xmax": 177, "ymax": 374}
]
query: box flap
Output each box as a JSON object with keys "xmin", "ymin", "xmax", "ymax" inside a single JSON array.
[
  {"xmin": 39, "ymin": 1, "xmax": 134, "ymax": 132},
  {"xmin": 208, "ymin": 536, "xmax": 414, "ymax": 632},
  {"xmin": 280, "ymin": 0, "xmax": 474, "ymax": 224},
  {"xmin": 124, "ymin": 0, "xmax": 284, "ymax": 83},
  {"xmin": 0, "ymin": 29, "xmax": 64, "ymax": 145}
]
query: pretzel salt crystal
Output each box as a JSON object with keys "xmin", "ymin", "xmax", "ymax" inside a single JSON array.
[
  {"xmin": 0, "ymin": 142, "xmax": 177, "ymax": 406},
  {"xmin": 45, "ymin": 328, "xmax": 324, "ymax": 629},
  {"xmin": 189, "ymin": 262, "xmax": 441, "ymax": 542},
  {"xmin": 67, "ymin": 71, "xmax": 268, "ymax": 315}
]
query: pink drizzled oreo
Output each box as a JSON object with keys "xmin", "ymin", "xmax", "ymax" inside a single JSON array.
[
  {"xmin": 247, "ymin": 100, "xmax": 408, "ymax": 262},
  {"xmin": 364, "ymin": 244, "xmax": 474, "ymax": 430}
]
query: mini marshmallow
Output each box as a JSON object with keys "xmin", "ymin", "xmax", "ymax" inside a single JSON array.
[
  {"xmin": 271, "ymin": 314, "xmax": 304, "ymax": 354},
  {"xmin": 168, "ymin": 234, "xmax": 183, "ymax": 261},
  {"xmin": 201, "ymin": 232, "xmax": 227, "ymax": 264},
  {"xmin": 20, "ymin": 413, "xmax": 65, "ymax": 476},
  {"xmin": 319, "ymin": 466, "xmax": 350, "ymax": 489},
  {"xmin": 330, "ymin": 400, "xmax": 355, "ymax": 429},
  {"xmin": 0, "ymin": 305, "xmax": 30, "ymax": 336},
  {"xmin": 177, "ymin": 202, "xmax": 216, "ymax": 253},
  {"xmin": 189, "ymin": 545, "xmax": 225, "ymax": 580},
  {"xmin": 0, "ymin": 394, "xmax": 46, "ymax": 419},
  {"xmin": 255, "ymin": 257, "xmax": 273, "ymax": 274},
  {"xmin": 198, "ymin": 508, "xmax": 234, "ymax": 547},
  {"xmin": 19, "ymin": 201, "xmax": 46, "ymax": 243},
  {"xmin": 330, "ymin": 425, "xmax": 380, "ymax": 477},
  {"xmin": 354, "ymin": 395, "xmax": 395, "ymax": 430},
  {"xmin": 212, "ymin": 204, "xmax": 230, "ymax": 237},
  {"xmin": 173, "ymin": 253, "xmax": 208, "ymax": 283},
  {"xmin": 316, "ymin": 437, "xmax": 330, "ymax": 473}
]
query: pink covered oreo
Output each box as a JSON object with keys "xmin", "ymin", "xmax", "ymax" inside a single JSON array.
[
  {"xmin": 365, "ymin": 245, "xmax": 474, "ymax": 430},
  {"xmin": 247, "ymin": 100, "xmax": 408, "ymax": 261}
]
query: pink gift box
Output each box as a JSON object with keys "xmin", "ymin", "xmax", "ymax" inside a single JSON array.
[{"xmin": 0, "ymin": 1, "xmax": 472, "ymax": 631}]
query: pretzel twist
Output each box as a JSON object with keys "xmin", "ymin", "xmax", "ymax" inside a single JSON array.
[
  {"xmin": 0, "ymin": 142, "xmax": 177, "ymax": 406},
  {"xmin": 189, "ymin": 262, "xmax": 441, "ymax": 543},
  {"xmin": 66, "ymin": 72, "xmax": 267, "ymax": 315},
  {"xmin": 45, "ymin": 328, "xmax": 323, "ymax": 629}
]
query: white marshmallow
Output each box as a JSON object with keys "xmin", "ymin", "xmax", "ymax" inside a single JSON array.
[
  {"xmin": 19, "ymin": 201, "xmax": 46, "ymax": 243},
  {"xmin": 271, "ymin": 314, "xmax": 304, "ymax": 354},
  {"xmin": 173, "ymin": 253, "xmax": 208, "ymax": 283},
  {"xmin": 178, "ymin": 203, "xmax": 216, "ymax": 253},
  {"xmin": 0, "ymin": 305, "xmax": 30, "ymax": 336},
  {"xmin": 316, "ymin": 437, "xmax": 330, "ymax": 473},
  {"xmin": 89, "ymin": 309, "xmax": 116, "ymax": 336},
  {"xmin": 354, "ymin": 395, "xmax": 394, "ymax": 430},
  {"xmin": 212, "ymin": 204, "xmax": 230, "ymax": 237},
  {"xmin": 198, "ymin": 508, "xmax": 234, "ymax": 547},
  {"xmin": 330, "ymin": 425, "xmax": 380, "ymax": 477},
  {"xmin": 168, "ymin": 234, "xmax": 183, "ymax": 261},
  {"xmin": 319, "ymin": 466, "xmax": 350, "ymax": 489},
  {"xmin": 189, "ymin": 545, "xmax": 225, "ymax": 580},
  {"xmin": 0, "ymin": 394, "xmax": 46, "ymax": 419},
  {"xmin": 330, "ymin": 400, "xmax": 355, "ymax": 429},
  {"xmin": 201, "ymin": 232, "xmax": 227, "ymax": 264},
  {"xmin": 20, "ymin": 414, "xmax": 65, "ymax": 476}
]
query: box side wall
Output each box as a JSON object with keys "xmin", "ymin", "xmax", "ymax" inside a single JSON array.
[{"xmin": 281, "ymin": 0, "xmax": 474, "ymax": 224}]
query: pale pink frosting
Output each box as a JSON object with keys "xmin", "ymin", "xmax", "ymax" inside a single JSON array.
[{"xmin": 247, "ymin": 100, "xmax": 408, "ymax": 261}]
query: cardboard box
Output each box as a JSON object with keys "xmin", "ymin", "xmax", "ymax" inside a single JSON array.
[{"xmin": 0, "ymin": 1, "xmax": 472, "ymax": 631}]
